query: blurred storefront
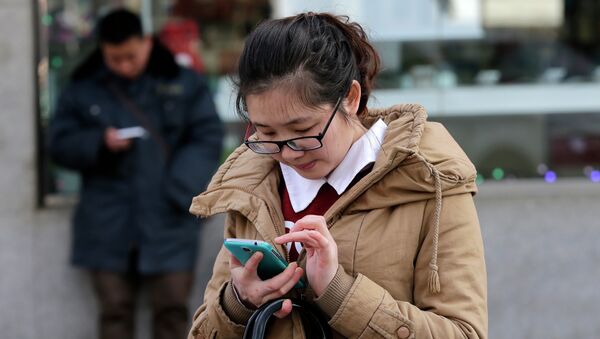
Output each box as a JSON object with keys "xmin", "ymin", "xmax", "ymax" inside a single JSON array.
[{"xmin": 36, "ymin": 0, "xmax": 600, "ymax": 203}]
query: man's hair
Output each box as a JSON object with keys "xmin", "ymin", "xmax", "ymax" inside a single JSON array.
[{"xmin": 97, "ymin": 8, "xmax": 143, "ymax": 44}]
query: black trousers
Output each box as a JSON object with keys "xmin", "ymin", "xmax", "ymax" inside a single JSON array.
[{"xmin": 91, "ymin": 269, "xmax": 193, "ymax": 339}]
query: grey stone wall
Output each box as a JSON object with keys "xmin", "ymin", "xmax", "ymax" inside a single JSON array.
[
  {"xmin": 478, "ymin": 180, "xmax": 600, "ymax": 338},
  {"xmin": 0, "ymin": 1, "xmax": 37, "ymax": 338}
]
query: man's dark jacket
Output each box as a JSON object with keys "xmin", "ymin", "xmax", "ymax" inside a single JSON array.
[{"xmin": 49, "ymin": 41, "xmax": 224, "ymax": 273}]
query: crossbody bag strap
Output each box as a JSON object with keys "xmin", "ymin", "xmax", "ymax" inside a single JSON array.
[{"xmin": 106, "ymin": 81, "xmax": 171, "ymax": 158}]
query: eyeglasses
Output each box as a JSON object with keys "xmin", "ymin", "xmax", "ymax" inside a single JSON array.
[{"xmin": 244, "ymin": 96, "xmax": 343, "ymax": 154}]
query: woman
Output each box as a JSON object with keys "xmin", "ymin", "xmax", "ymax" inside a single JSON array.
[{"xmin": 189, "ymin": 12, "xmax": 487, "ymax": 339}]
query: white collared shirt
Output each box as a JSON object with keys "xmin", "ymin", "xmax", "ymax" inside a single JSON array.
[{"xmin": 280, "ymin": 119, "xmax": 388, "ymax": 213}]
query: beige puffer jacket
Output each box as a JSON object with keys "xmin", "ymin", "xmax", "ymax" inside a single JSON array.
[{"xmin": 188, "ymin": 104, "xmax": 487, "ymax": 339}]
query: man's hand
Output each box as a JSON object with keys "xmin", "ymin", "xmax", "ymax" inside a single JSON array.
[{"xmin": 104, "ymin": 127, "xmax": 132, "ymax": 152}]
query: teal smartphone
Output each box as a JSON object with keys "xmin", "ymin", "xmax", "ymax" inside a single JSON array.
[{"xmin": 224, "ymin": 238, "xmax": 305, "ymax": 289}]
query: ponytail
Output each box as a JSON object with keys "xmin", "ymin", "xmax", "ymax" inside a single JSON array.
[{"xmin": 318, "ymin": 13, "xmax": 380, "ymax": 116}]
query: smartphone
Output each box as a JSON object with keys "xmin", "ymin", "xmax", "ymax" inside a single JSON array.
[
  {"xmin": 224, "ymin": 238, "xmax": 305, "ymax": 289},
  {"xmin": 116, "ymin": 126, "xmax": 147, "ymax": 140}
]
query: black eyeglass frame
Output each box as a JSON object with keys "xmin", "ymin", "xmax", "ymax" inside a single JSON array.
[{"xmin": 244, "ymin": 96, "xmax": 343, "ymax": 154}]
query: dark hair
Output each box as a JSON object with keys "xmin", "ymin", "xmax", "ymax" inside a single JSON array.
[
  {"xmin": 97, "ymin": 9, "xmax": 143, "ymax": 44},
  {"xmin": 235, "ymin": 12, "xmax": 380, "ymax": 120}
]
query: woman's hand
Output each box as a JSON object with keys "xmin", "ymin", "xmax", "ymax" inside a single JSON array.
[
  {"xmin": 275, "ymin": 215, "xmax": 338, "ymax": 297},
  {"xmin": 229, "ymin": 251, "xmax": 304, "ymax": 318}
]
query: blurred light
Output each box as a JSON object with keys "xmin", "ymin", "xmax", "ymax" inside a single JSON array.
[
  {"xmin": 544, "ymin": 171, "xmax": 557, "ymax": 183},
  {"xmin": 483, "ymin": 0, "xmax": 563, "ymax": 28},
  {"xmin": 476, "ymin": 174, "xmax": 484, "ymax": 185},
  {"xmin": 492, "ymin": 168, "xmax": 504, "ymax": 181},
  {"xmin": 590, "ymin": 171, "xmax": 600, "ymax": 183},
  {"xmin": 583, "ymin": 166, "xmax": 594, "ymax": 177},
  {"xmin": 51, "ymin": 56, "xmax": 63, "ymax": 68},
  {"xmin": 537, "ymin": 163, "xmax": 548, "ymax": 175},
  {"xmin": 42, "ymin": 14, "xmax": 53, "ymax": 26}
]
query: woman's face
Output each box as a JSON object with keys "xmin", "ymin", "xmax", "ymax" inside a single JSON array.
[{"xmin": 246, "ymin": 87, "xmax": 362, "ymax": 179}]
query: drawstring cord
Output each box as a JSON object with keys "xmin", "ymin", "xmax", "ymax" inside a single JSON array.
[
  {"xmin": 428, "ymin": 167, "xmax": 442, "ymax": 294},
  {"xmin": 417, "ymin": 154, "xmax": 442, "ymax": 294}
]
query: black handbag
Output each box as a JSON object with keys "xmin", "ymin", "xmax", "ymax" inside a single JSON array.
[{"xmin": 243, "ymin": 298, "xmax": 332, "ymax": 339}]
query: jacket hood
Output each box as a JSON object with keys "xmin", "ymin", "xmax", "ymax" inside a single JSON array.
[
  {"xmin": 71, "ymin": 37, "xmax": 180, "ymax": 81},
  {"xmin": 349, "ymin": 104, "xmax": 478, "ymax": 211}
]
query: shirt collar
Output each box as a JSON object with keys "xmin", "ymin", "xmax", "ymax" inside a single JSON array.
[{"xmin": 280, "ymin": 119, "xmax": 388, "ymax": 212}]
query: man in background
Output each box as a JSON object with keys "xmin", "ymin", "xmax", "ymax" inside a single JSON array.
[{"xmin": 49, "ymin": 9, "xmax": 223, "ymax": 339}]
